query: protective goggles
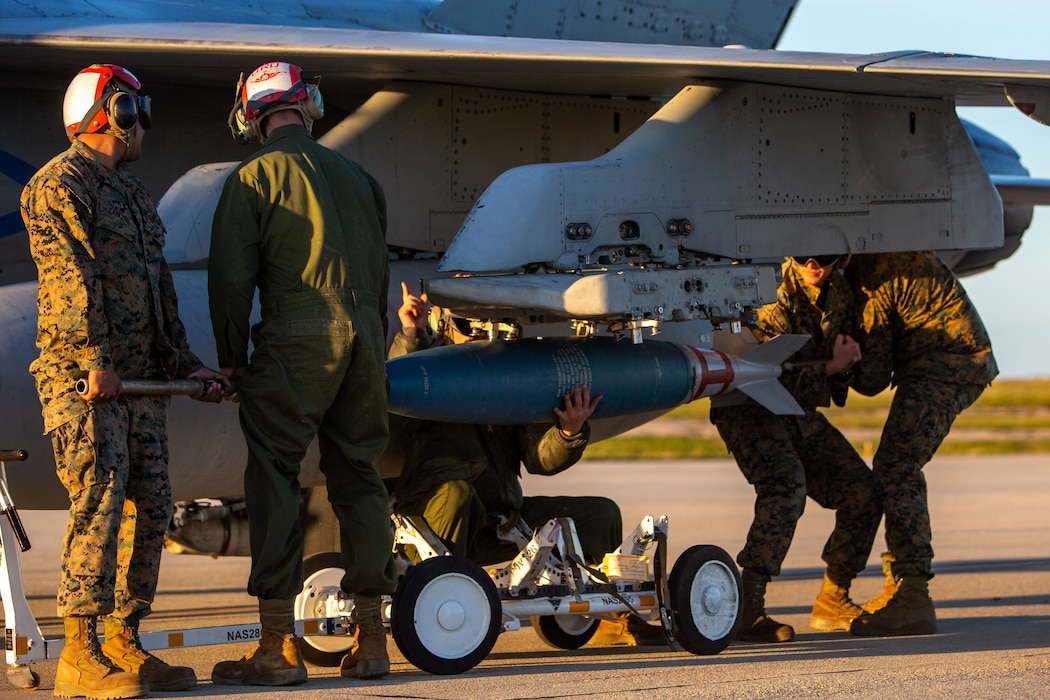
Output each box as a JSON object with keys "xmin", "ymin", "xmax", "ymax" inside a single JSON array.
[
  {"xmin": 791, "ymin": 255, "xmax": 841, "ymax": 268},
  {"xmin": 134, "ymin": 95, "xmax": 152, "ymax": 130}
]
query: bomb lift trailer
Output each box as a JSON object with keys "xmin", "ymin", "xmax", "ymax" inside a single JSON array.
[
  {"xmin": 1, "ymin": 448, "xmax": 742, "ymax": 686},
  {"xmin": 295, "ymin": 511, "xmax": 743, "ymax": 674}
]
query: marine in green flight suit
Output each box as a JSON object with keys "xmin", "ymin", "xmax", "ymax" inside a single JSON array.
[{"xmin": 208, "ymin": 62, "xmax": 395, "ymax": 684}]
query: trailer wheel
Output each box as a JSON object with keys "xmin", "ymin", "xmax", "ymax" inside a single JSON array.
[
  {"xmin": 390, "ymin": 556, "xmax": 501, "ymax": 675},
  {"xmin": 669, "ymin": 544, "xmax": 741, "ymax": 655},
  {"xmin": 295, "ymin": 552, "xmax": 352, "ymax": 667},
  {"xmin": 530, "ymin": 615, "xmax": 600, "ymax": 649}
]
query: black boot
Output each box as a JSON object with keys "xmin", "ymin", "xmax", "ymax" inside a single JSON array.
[
  {"xmin": 851, "ymin": 576, "xmax": 936, "ymax": 637},
  {"xmin": 736, "ymin": 568, "xmax": 795, "ymax": 643}
]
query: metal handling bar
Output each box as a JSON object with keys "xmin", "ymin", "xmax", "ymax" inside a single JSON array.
[
  {"xmin": 0, "ymin": 449, "xmax": 31, "ymax": 552},
  {"xmin": 74, "ymin": 378, "xmax": 211, "ymax": 398}
]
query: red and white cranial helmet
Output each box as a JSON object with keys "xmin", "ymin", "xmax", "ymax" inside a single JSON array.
[
  {"xmin": 63, "ymin": 64, "xmax": 150, "ymax": 142},
  {"xmin": 229, "ymin": 61, "xmax": 323, "ymax": 143},
  {"xmin": 241, "ymin": 62, "xmax": 310, "ymax": 120}
]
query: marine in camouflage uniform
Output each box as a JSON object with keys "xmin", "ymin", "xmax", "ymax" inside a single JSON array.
[
  {"xmin": 208, "ymin": 68, "xmax": 397, "ymax": 684},
  {"xmin": 711, "ymin": 257, "xmax": 879, "ymax": 642},
  {"xmin": 845, "ymin": 251, "xmax": 998, "ymax": 637},
  {"xmin": 22, "ymin": 62, "xmax": 223, "ymax": 696}
]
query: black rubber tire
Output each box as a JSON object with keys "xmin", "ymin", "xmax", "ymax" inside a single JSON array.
[
  {"xmin": 390, "ymin": 556, "xmax": 502, "ymax": 675},
  {"xmin": 668, "ymin": 544, "xmax": 741, "ymax": 655},
  {"xmin": 530, "ymin": 614, "xmax": 600, "ymax": 649}
]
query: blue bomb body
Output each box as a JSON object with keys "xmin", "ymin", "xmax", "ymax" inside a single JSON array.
[{"xmin": 386, "ymin": 335, "xmax": 804, "ymax": 424}]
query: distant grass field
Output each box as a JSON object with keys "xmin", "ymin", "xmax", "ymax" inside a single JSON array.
[{"xmin": 583, "ymin": 377, "xmax": 1050, "ymax": 460}]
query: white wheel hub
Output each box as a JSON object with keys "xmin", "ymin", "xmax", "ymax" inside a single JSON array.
[
  {"xmin": 295, "ymin": 565, "xmax": 351, "ymax": 654},
  {"xmin": 436, "ymin": 599, "xmax": 467, "ymax": 631},
  {"xmin": 688, "ymin": 561, "xmax": 738, "ymax": 640},
  {"xmin": 415, "ymin": 572, "xmax": 493, "ymax": 659}
]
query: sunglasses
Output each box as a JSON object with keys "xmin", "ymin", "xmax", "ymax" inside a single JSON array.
[{"xmin": 791, "ymin": 255, "xmax": 841, "ymax": 268}]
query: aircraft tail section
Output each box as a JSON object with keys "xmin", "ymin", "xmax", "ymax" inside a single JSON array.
[{"xmin": 426, "ymin": 0, "xmax": 797, "ymax": 50}]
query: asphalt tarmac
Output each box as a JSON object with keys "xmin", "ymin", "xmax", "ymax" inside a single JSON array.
[{"xmin": 3, "ymin": 454, "xmax": 1048, "ymax": 699}]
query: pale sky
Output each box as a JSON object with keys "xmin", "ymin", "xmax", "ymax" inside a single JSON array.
[{"xmin": 777, "ymin": 0, "xmax": 1050, "ymax": 378}]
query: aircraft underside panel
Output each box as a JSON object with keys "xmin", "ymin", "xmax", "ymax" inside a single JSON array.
[
  {"xmin": 440, "ymin": 81, "xmax": 1004, "ymax": 273},
  {"xmin": 319, "ymin": 83, "xmax": 658, "ymax": 254}
]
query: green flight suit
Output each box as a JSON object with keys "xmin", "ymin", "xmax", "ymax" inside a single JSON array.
[
  {"xmin": 388, "ymin": 331, "xmax": 622, "ymax": 565},
  {"xmin": 209, "ymin": 124, "xmax": 396, "ymax": 600}
]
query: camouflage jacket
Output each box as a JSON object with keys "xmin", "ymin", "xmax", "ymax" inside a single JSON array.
[
  {"xmin": 845, "ymin": 251, "xmax": 998, "ymax": 395},
  {"xmin": 387, "ymin": 331, "xmax": 589, "ymax": 517},
  {"xmin": 21, "ymin": 139, "xmax": 202, "ymax": 432},
  {"xmin": 755, "ymin": 260, "xmax": 856, "ymax": 411},
  {"xmin": 711, "ymin": 260, "xmax": 854, "ymax": 441},
  {"xmin": 209, "ymin": 124, "xmax": 389, "ymax": 368}
]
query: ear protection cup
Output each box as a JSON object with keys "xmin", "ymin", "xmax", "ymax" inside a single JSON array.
[
  {"xmin": 229, "ymin": 105, "xmax": 259, "ymax": 144},
  {"xmin": 75, "ymin": 90, "xmax": 139, "ymax": 145},
  {"xmin": 228, "ymin": 71, "xmax": 265, "ymax": 144},
  {"xmin": 108, "ymin": 92, "xmax": 139, "ymax": 130}
]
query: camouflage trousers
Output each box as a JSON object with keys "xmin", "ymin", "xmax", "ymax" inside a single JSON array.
[
  {"xmin": 50, "ymin": 395, "xmax": 172, "ymax": 622},
  {"xmin": 873, "ymin": 379, "xmax": 986, "ymax": 579},
  {"xmin": 713, "ymin": 404, "xmax": 880, "ymax": 582},
  {"xmin": 401, "ymin": 481, "xmax": 623, "ymax": 566}
]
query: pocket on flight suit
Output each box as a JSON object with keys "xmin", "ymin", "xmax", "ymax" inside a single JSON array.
[{"xmin": 276, "ymin": 318, "xmax": 354, "ymax": 384}]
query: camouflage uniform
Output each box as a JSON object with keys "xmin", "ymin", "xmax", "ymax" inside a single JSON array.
[
  {"xmin": 389, "ymin": 331, "xmax": 622, "ymax": 565},
  {"xmin": 21, "ymin": 138, "xmax": 204, "ymax": 621},
  {"xmin": 711, "ymin": 261, "xmax": 880, "ymax": 582},
  {"xmin": 846, "ymin": 252, "xmax": 998, "ymax": 579},
  {"xmin": 209, "ymin": 123, "xmax": 396, "ymax": 601}
]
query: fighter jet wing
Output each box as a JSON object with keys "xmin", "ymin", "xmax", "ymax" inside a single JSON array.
[
  {"xmin": 2, "ymin": 20, "xmax": 1050, "ymax": 115},
  {"xmin": 992, "ymin": 175, "xmax": 1050, "ymax": 205}
]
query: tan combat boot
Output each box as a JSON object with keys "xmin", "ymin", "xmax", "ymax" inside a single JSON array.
[
  {"xmin": 340, "ymin": 595, "xmax": 390, "ymax": 679},
  {"xmin": 102, "ymin": 618, "xmax": 197, "ymax": 691},
  {"xmin": 54, "ymin": 617, "xmax": 146, "ymax": 699},
  {"xmin": 590, "ymin": 613, "xmax": 668, "ymax": 646},
  {"xmin": 736, "ymin": 568, "xmax": 795, "ymax": 643},
  {"xmin": 810, "ymin": 572, "xmax": 864, "ymax": 631},
  {"xmin": 211, "ymin": 598, "xmax": 307, "ymax": 686},
  {"xmin": 850, "ymin": 575, "xmax": 937, "ymax": 637},
  {"xmin": 862, "ymin": 552, "xmax": 900, "ymax": 613}
]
